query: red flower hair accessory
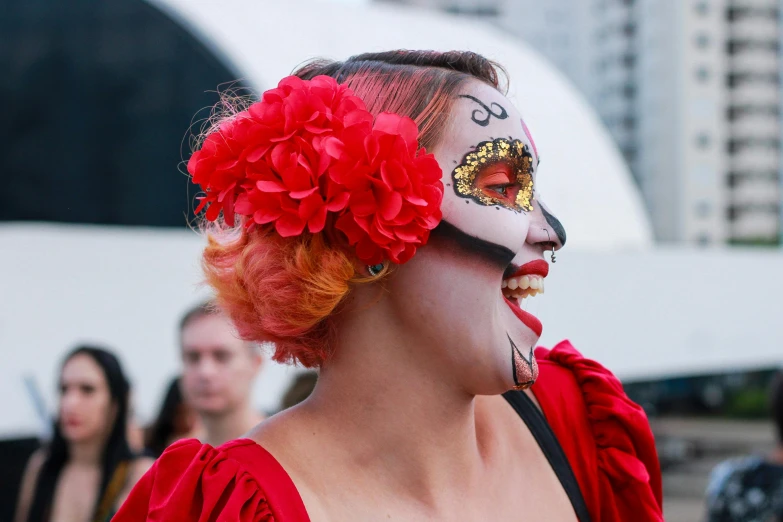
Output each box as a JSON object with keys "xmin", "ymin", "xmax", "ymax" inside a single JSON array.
[{"xmin": 188, "ymin": 75, "xmax": 444, "ymax": 265}]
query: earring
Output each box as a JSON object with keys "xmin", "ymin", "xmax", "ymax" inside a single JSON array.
[
  {"xmin": 368, "ymin": 263, "xmax": 386, "ymax": 277},
  {"xmin": 544, "ymin": 229, "xmax": 557, "ymax": 264}
]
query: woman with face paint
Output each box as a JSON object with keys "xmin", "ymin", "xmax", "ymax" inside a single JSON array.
[{"xmin": 114, "ymin": 51, "xmax": 663, "ymax": 522}]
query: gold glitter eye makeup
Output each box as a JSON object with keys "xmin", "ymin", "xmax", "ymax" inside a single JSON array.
[{"xmin": 451, "ymin": 138, "xmax": 534, "ymax": 212}]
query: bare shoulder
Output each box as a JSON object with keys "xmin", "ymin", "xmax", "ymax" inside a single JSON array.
[
  {"xmin": 246, "ymin": 406, "xmax": 300, "ymax": 448},
  {"xmin": 245, "ymin": 406, "xmax": 331, "ymax": 522},
  {"xmin": 113, "ymin": 456, "xmax": 155, "ymax": 510},
  {"xmin": 14, "ymin": 449, "xmax": 47, "ymax": 522}
]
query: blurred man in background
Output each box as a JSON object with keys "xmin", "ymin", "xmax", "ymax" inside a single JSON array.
[{"xmin": 179, "ymin": 301, "xmax": 264, "ymax": 447}]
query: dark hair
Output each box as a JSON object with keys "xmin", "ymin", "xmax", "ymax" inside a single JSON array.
[
  {"xmin": 281, "ymin": 372, "xmax": 318, "ymax": 410},
  {"xmin": 770, "ymin": 371, "xmax": 783, "ymax": 443},
  {"xmin": 179, "ymin": 299, "xmax": 219, "ymax": 335},
  {"xmin": 144, "ymin": 377, "xmax": 187, "ymax": 457},
  {"xmin": 27, "ymin": 345, "xmax": 133, "ymax": 522},
  {"xmin": 295, "ymin": 50, "xmax": 506, "ymax": 151}
]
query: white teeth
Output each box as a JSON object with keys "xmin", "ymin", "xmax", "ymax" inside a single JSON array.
[{"xmin": 502, "ymin": 275, "xmax": 546, "ymax": 297}]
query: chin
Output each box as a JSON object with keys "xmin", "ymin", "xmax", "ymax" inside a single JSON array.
[
  {"xmin": 192, "ymin": 399, "xmax": 229, "ymax": 416},
  {"xmin": 61, "ymin": 427, "xmax": 97, "ymax": 443}
]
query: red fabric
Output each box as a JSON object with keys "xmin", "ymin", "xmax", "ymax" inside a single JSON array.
[
  {"xmin": 532, "ymin": 340, "xmax": 664, "ymax": 522},
  {"xmin": 112, "ymin": 438, "xmax": 310, "ymax": 522},
  {"xmin": 115, "ymin": 341, "xmax": 662, "ymax": 522}
]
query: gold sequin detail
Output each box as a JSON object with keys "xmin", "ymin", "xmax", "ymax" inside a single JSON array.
[{"xmin": 452, "ymin": 138, "xmax": 534, "ymax": 212}]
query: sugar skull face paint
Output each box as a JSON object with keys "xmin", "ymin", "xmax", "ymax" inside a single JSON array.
[
  {"xmin": 452, "ymin": 138, "xmax": 534, "ymax": 212},
  {"xmin": 509, "ymin": 334, "xmax": 538, "ymax": 390},
  {"xmin": 389, "ymin": 80, "xmax": 565, "ymax": 395}
]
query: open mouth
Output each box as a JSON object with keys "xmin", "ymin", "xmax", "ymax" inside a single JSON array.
[{"xmin": 501, "ymin": 260, "xmax": 548, "ymax": 337}]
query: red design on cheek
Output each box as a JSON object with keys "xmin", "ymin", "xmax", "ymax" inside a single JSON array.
[
  {"xmin": 509, "ymin": 334, "xmax": 539, "ymax": 390},
  {"xmin": 521, "ymin": 118, "xmax": 538, "ymax": 162}
]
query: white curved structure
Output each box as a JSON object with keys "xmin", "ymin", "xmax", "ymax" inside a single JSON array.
[
  {"xmin": 149, "ymin": 0, "xmax": 654, "ymax": 251},
  {"xmin": 2, "ymin": 1, "xmax": 664, "ymax": 437}
]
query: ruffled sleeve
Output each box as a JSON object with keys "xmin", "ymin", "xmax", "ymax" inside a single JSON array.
[
  {"xmin": 532, "ymin": 340, "xmax": 663, "ymax": 522},
  {"xmin": 112, "ymin": 439, "xmax": 310, "ymax": 522}
]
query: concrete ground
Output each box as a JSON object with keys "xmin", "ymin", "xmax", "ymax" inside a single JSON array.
[{"xmin": 653, "ymin": 417, "xmax": 776, "ymax": 522}]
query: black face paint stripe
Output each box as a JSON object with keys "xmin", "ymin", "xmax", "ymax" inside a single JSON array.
[
  {"xmin": 541, "ymin": 206, "xmax": 567, "ymax": 247},
  {"xmin": 430, "ymin": 220, "xmax": 516, "ymax": 270},
  {"xmin": 458, "ymin": 94, "xmax": 509, "ymax": 127}
]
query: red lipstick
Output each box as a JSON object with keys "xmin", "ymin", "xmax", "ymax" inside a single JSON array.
[
  {"xmin": 508, "ymin": 259, "xmax": 549, "ymax": 279},
  {"xmin": 503, "ymin": 296, "xmax": 543, "ymax": 336}
]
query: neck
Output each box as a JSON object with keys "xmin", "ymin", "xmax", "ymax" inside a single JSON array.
[
  {"xmin": 300, "ymin": 300, "xmax": 486, "ymax": 506},
  {"xmin": 68, "ymin": 439, "xmax": 104, "ymax": 467},
  {"xmin": 200, "ymin": 403, "xmax": 263, "ymax": 447}
]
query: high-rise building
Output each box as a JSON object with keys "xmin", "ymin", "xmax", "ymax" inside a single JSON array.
[
  {"xmin": 724, "ymin": 0, "xmax": 781, "ymax": 243},
  {"xmin": 377, "ymin": 0, "xmax": 782, "ymax": 246},
  {"xmin": 634, "ymin": 0, "xmax": 729, "ymax": 245}
]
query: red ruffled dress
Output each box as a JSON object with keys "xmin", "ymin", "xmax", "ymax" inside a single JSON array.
[{"xmin": 113, "ymin": 341, "xmax": 663, "ymax": 521}]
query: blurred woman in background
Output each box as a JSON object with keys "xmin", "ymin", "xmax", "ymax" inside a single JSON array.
[
  {"xmin": 144, "ymin": 376, "xmax": 200, "ymax": 458},
  {"xmin": 14, "ymin": 345, "xmax": 153, "ymax": 522}
]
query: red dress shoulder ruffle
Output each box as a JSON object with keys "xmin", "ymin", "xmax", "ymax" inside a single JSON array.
[
  {"xmin": 532, "ymin": 340, "xmax": 664, "ymax": 522},
  {"xmin": 116, "ymin": 342, "xmax": 662, "ymax": 522},
  {"xmin": 112, "ymin": 438, "xmax": 310, "ymax": 522}
]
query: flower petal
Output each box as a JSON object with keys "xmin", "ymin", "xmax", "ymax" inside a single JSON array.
[
  {"xmin": 378, "ymin": 190, "xmax": 403, "ymax": 221},
  {"xmin": 256, "ymin": 180, "xmax": 287, "ymax": 193},
  {"xmin": 275, "ymin": 213, "xmax": 306, "ymax": 237}
]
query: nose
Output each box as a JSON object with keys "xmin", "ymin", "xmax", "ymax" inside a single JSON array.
[
  {"xmin": 526, "ymin": 200, "xmax": 566, "ymax": 254},
  {"xmin": 194, "ymin": 357, "xmax": 219, "ymax": 381},
  {"xmin": 60, "ymin": 388, "xmax": 80, "ymax": 414}
]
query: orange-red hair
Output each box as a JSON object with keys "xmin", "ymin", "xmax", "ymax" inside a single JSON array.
[{"xmin": 202, "ymin": 50, "xmax": 505, "ymax": 367}]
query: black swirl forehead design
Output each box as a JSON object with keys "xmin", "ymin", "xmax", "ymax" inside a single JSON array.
[
  {"xmin": 452, "ymin": 138, "xmax": 534, "ymax": 212},
  {"xmin": 458, "ymin": 94, "xmax": 509, "ymax": 127}
]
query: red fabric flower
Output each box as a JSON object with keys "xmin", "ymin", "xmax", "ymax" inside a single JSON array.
[{"xmin": 188, "ymin": 75, "xmax": 444, "ymax": 265}]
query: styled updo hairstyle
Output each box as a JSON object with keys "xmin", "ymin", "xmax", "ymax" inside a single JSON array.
[{"xmin": 202, "ymin": 50, "xmax": 505, "ymax": 367}]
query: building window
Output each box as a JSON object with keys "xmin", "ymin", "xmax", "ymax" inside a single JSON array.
[
  {"xmin": 696, "ymin": 133, "xmax": 711, "ymax": 149},
  {"xmin": 695, "ymin": 1, "xmax": 709, "ymax": 16},
  {"xmin": 697, "ymin": 233, "xmax": 712, "ymax": 246},
  {"xmin": 696, "ymin": 66, "xmax": 710, "ymax": 82},
  {"xmin": 695, "ymin": 33, "xmax": 710, "ymax": 49}
]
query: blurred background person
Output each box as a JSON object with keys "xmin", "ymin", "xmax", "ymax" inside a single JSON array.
[
  {"xmin": 179, "ymin": 301, "xmax": 264, "ymax": 447},
  {"xmin": 13, "ymin": 345, "xmax": 153, "ymax": 522},
  {"xmin": 704, "ymin": 372, "xmax": 783, "ymax": 521},
  {"xmin": 143, "ymin": 376, "xmax": 201, "ymax": 458}
]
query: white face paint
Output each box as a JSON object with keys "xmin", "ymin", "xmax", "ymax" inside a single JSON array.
[
  {"xmin": 434, "ymin": 81, "xmax": 541, "ymax": 255},
  {"xmin": 386, "ymin": 80, "xmax": 562, "ymax": 394}
]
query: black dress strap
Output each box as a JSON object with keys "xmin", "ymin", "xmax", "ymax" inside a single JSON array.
[{"xmin": 502, "ymin": 390, "xmax": 591, "ymax": 522}]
